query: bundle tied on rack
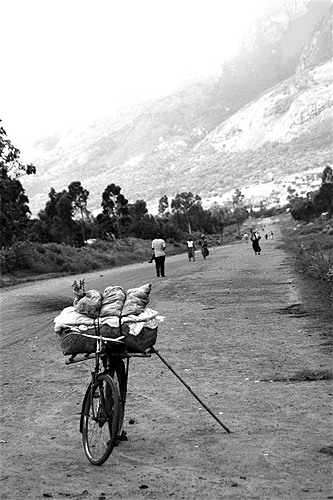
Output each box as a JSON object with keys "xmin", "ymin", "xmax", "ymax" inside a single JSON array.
[{"xmin": 55, "ymin": 281, "xmax": 163, "ymax": 355}]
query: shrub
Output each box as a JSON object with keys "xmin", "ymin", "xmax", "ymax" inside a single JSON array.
[
  {"xmin": 299, "ymin": 242, "xmax": 333, "ymax": 282},
  {"xmin": 0, "ymin": 238, "xmax": 153, "ymax": 277},
  {"xmin": 280, "ymin": 218, "xmax": 333, "ymax": 285},
  {"xmin": 0, "ymin": 241, "xmax": 35, "ymax": 273},
  {"xmin": 298, "ymin": 224, "xmax": 322, "ymax": 235}
]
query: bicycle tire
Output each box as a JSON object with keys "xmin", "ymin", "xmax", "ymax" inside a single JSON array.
[
  {"xmin": 81, "ymin": 373, "xmax": 120, "ymax": 465},
  {"xmin": 110, "ymin": 359, "xmax": 127, "ymax": 437}
]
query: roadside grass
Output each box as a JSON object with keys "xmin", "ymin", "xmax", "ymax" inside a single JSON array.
[
  {"xmin": 279, "ymin": 215, "xmax": 333, "ymax": 354},
  {"xmin": 0, "ymin": 238, "xmax": 158, "ymax": 286},
  {"xmin": 0, "ymin": 226, "xmax": 242, "ymax": 287},
  {"xmin": 279, "ymin": 216, "xmax": 333, "ymax": 286},
  {"xmin": 1, "ymin": 218, "xmax": 331, "ymax": 287}
]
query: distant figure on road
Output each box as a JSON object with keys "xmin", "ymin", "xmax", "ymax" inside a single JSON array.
[
  {"xmin": 186, "ymin": 238, "xmax": 196, "ymax": 262},
  {"xmin": 270, "ymin": 231, "xmax": 274, "ymax": 239},
  {"xmin": 251, "ymin": 230, "xmax": 261, "ymax": 255},
  {"xmin": 243, "ymin": 232, "xmax": 249, "ymax": 243},
  {"xmin": 151, "ymin": 234, "xmax": 166, "ymax": 277},
  {"xmin": 199, "ymin": 235, "xmax": 209, "ymax": 259},
  {"xmin": 265, "ymin": 233, "xmax": 268, "ymax": 240}
]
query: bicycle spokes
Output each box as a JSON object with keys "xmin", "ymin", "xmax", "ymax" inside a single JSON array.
[{"xmin": 82, "ymin": 374, "xmax": 120, "ymax": 465}]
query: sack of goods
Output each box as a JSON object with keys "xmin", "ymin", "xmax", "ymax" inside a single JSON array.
[
  {"xmin": 54, "ymin": 281, "xmax": 164, "ymax": 355},
  {"xmin": 73, "ymin": 289, "xmax": 103, "ymax": 318},
  {"xmin": 57, "ymin": 323, "xmax": 125, "ymax": 356},
  {"xmin": 100, "ymin": 286, "xmax": 126, "ymax": 317},
  {"xmin": 122, "ymin": 283, "xmax": 151, "ymax": 316}
]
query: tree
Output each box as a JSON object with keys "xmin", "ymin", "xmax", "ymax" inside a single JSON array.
[
  {"xmin": 68, "ymin": 181, "xmax": 90, "ymax": 242},
  {"xmin": 290, "ymin": 197, "xmax": 316, "ymax": 223},
  {"xmin": 210, "ymin": 202, "xmax": 226, "ymax": 241},
  {"xmin": 0, "ymin": 122, "xmax": 36, "ymax": 246},
  {"xmin": 313, "ymin": 165, "xmax": 333, "ymax": 217},
  {"xmin": 171, "ymin": 192, "xmax": 203, "ymax": 232},
  {"xmin": 286, "ymin": 186, "xmax": 298, "ymax": 205},
  {"xmin": 127, "ymin": 199, "xmax": 151, "ymax": 238},
  {"xmin": 27, "ymin": 214, "xmax": 52, "ymax": 243},
  {"xmin": 0, "ymin": 122, "xmax": 36, "ymax": 178},
  {"xmin": 289, "ymin": 166, "xmax": 333, "ymax": 222},
  {"xmin": 322, "ymin": 165, "xmax": 333, "ymax": 184},
  {"xmin": 42, "ymin": 188, "xmax": 72, "ymax": 243},
  {"xmin": 231, "ymin": 189, "xmax": 247, "ymax": 237},
  {"xmin": 32, "ymin": 187, "xmax": 83, "ymax": 245},
  {"xmin": 171, "ymin": 192, "xmax": 202, "ymax": 214},
  {"xmin": 101, "ymin": 183, "xmax": 129, "ymax": 238},
  {"xmin": 96, "ymin": 213, "xmax": 116, "ymax": 240},
  {"xmin": 56, "ymin": 192, "xmax": 74, "ymax": 244},
  {"xmin": 27, "ymin": 188, "xmax": 60, "ymax": 244},
  {"xmin": 44, "ymin": 187, "xmax": 61, "ymax": 220},
  {"xmin": 68, "ymin": 181, "xmax": 89, "ymax": 217},
  {"xmin": 128, "ymin": 214, "xmax": 158, "ymax": 239},
  {"xmin": 158, "ymin": 195, "xmax": 169, "ymax": 215},
  {"xmin": 232, "ymin": 188, "xmax": 245, "ymax": 207},
  {"xmin": 128, "ymin": 199, "xmax": 148, "ymax": 222},
  {"xmin": 0, "ymin": 173, "xmax": 31, "ymax": 246}
]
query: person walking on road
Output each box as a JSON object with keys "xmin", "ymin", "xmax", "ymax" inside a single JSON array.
[
  {"xmin": 187, "ymin": 237, "xmax": 196, "ymax": 262},
  {"xmin": 199, "ymin": 235, "xmax": 209, "ymax": 259},
  {"xmin": 151, "ymin": 233, "xmax": 166, "ymax": 277},
  {"xmin": 250, "ymin": 229, "xmax": 261, "ymax": 255}
]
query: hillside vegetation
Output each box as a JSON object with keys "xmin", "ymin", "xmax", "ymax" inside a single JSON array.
[{"xmin": 22, "ymin": 0, "xmax": 332, "ymax": 215}]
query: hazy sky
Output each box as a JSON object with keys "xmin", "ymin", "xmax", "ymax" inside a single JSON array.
[{"xmin": 1, "ymin": 0, "xmax": 264, "ymax": 157}]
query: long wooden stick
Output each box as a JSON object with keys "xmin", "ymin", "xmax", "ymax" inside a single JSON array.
[{"xmin": 151, "ymin": 348, "xmax": 232, "ymax": 434}]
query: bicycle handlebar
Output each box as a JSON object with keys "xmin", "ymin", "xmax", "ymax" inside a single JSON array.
[
  {"xmin": 65, "ymin": 350, "xmax": 153, "ymax": 365},
  {"xmin": 78, "ymin": 332, "xmax": 125, "ymax": 343}
]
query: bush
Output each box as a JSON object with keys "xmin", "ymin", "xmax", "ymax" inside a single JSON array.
[
  {"xmin": 0, "ymin": 238, "xmax": 153, "ymax": 277},
  {"xmin": 298, "ymin": 224, "xmax": 322, "ymax": 234},
  {"xmin": 299, "ymin": 245, "xmax": 333, "ymax": 282},
  {"xmin": 0, "ymin": 241, "xmax": 34, "ymax": 273},
  {"xmin": 280, "ymin": 219, "xmax": 333, "ymax": 285}
]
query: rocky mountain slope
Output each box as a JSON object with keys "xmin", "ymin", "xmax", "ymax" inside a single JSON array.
[{"xmin": 23, "ymin": 0, "xmax": 332, "ymax": 215}]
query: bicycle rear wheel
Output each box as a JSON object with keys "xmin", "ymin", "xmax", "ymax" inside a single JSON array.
[{"xmin": 82, "ymin": 374, "xmax": 120, "ymax": 465}]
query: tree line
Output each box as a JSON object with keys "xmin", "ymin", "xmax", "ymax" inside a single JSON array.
[
  {"xmin": 287, "ymin": 166, "xmax": 333, "ymax": 223},
  {"xmin": 1, "ymin": 122, "xmax": 332, "ymax": 250},
  {"xmin": 0, "ymin": 123, "xmax": 250, "ymax": 248}
]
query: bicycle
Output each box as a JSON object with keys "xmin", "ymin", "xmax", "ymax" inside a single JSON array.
[
  {"xmin": 62, "ymin": 325, "xmax": 231, "ymax": 465},
  {"xmin": 65, "ymin": 332, "xmax": 152, "ymax": 466}
]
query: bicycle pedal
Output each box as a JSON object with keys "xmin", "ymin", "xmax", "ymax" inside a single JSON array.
[{"xmin": 117, "ymin": 431, "xmax": 128, "ymax": 441}]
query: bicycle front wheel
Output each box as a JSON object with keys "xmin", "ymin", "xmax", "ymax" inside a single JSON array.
[
  {"xmin": 110, "ymin": 359, "xmax": 127, "ymax": 437},
  {"xmin": 82, "ymin": 374, "xmax": 120, "ymax": 465}
]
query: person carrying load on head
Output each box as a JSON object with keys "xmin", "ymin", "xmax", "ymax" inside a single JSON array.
[
  {"xmin": 250, "ymin": 229, "xmax": 261, "ymax": 255},
  {"xmin": 199, "ymin": 235, "xmax": 209, "ymax": 259}
]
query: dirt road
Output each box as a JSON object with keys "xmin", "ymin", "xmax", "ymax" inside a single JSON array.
[{"xmin": 0, "ymin": 222, "xmax": 332, "ymax": 500}]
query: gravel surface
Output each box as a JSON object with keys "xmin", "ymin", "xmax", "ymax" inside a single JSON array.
[{"xmin": 0, "ymin": 221, "xmax": 332, "ymax": 500}]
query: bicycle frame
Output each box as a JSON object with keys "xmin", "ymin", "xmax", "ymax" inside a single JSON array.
[
  {"xmin": 64, "ymin": 330, "xmax": 231, "ymax": 466},
  {"xmin": 69, "ymin": 334, "xmax": 152, "ymax": 434}
]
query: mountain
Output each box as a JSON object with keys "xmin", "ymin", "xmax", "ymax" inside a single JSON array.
[{"xmin": 23, "ymin": 0, "xmax": 332, "ymax": 215}]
